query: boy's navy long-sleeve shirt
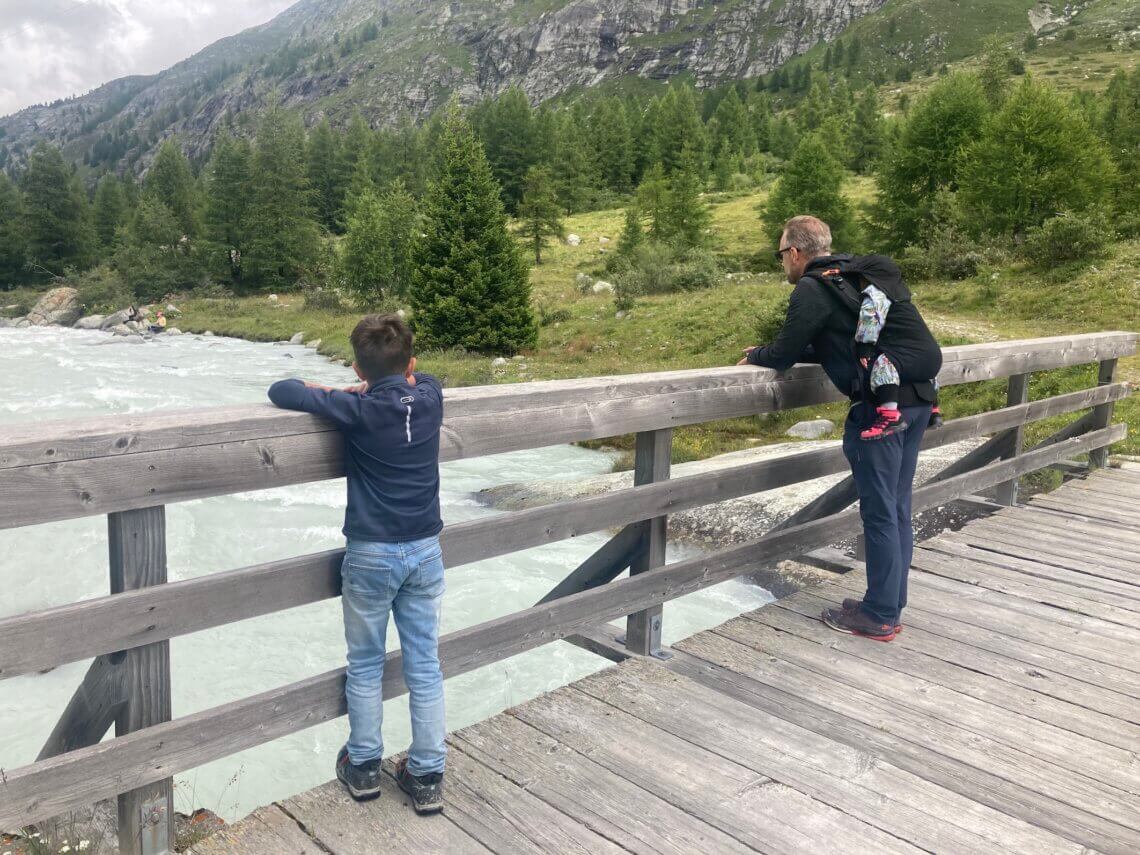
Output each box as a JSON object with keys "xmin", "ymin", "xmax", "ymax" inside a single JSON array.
[{"xmin": 268, "ymin": 373, "xmax": 443, "ymax": 542}]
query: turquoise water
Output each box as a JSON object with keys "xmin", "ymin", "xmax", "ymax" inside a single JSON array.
[{"xmin": 0, "ymin": 326, "xmax": 772, "ymax": 820}]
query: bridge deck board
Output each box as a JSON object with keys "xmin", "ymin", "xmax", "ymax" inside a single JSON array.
[{"xmin": 205, "ymin": 469, "xmax": 1139, "ymax": 854}]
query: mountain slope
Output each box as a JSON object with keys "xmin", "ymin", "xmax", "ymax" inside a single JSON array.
[
  {"xmin": 0, "ymin": 0, "xmax": 890, "ymax": 171},
  {"xmin": 0, "ymin": 0, "xmax": 1131, "ymax": 176}
]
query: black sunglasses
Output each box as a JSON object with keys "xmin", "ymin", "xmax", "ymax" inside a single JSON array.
[{"xmin": 773, "ymin": 246, "xmax": 795, "ymax": 262}]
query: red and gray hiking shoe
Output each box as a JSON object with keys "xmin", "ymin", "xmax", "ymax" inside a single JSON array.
[
  {"xmin": 841, "ymin": 598, "xmax": 902, "ymax": 634},
  {"xmin": 336, "ymin": 745, "xmax": 382, "ymax": 801},
  {"xmin": 821, "ymin": 606, "xmax": 897, "ymax": 641},
  {"xmin": 929, "ymin": 406, "xmax": 944, "ymax": 429},
  {"xmin": 860, "ymin": 407, "xmax": 908, "ymax": 441},
  {"xmin": 395, "ymin": 757, "xmax": 444, "ymax": 814}
]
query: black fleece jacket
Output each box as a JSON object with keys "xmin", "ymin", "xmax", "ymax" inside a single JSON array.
[{"xmin": 747, "ymin": 254, "xmax": 942, "ymax": 402}]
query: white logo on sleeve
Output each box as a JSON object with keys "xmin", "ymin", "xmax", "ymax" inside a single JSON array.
[{"xmin": 401, "ymin": 396, "xmax": 414, "ymax": 442}]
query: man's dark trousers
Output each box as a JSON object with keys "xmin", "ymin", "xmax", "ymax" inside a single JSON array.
[{"xmin": 842, "ymin": 403, "xmax": 932, "ymax": 624}]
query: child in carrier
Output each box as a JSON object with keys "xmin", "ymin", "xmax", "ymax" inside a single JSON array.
[{"xmin": 856, "ymin": 283, "xmax": 943, "ymax": 441}]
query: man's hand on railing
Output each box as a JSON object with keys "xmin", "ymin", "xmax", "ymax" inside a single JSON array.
[{"xmin": 737, "ymin": 345, "xmax": 760, "ymax": 366}]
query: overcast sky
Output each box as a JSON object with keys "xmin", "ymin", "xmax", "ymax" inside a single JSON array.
[{"xmin": 0, "ymin": 0, "xmax": 296, "ymax": 117}]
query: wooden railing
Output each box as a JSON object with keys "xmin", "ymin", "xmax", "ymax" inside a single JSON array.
[{"xmin": 0, "ymin": 331, "xmax": 1135, "ymax": 853}]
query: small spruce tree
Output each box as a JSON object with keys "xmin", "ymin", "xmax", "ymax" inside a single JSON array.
[
  {"xmin": 92, "ymin": 174, "xmax": 128, "ymax": 250},
  {"xmin": 0, "ymin": 172, "xmax": 27, "ymax": 284},
  {"xmin": 517, "ymin": 166, "xmax": 564, "ymax": 264}
]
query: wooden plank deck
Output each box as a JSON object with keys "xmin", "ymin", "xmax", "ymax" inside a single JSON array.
[{"xmin": 192, "ymin": 465, "xmax": 1140, "ymax": 855}]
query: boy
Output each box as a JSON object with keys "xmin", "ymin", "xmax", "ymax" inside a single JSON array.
[{"xmin": 268, "ymin": 313, "xmax": 446, "ymax": 814}]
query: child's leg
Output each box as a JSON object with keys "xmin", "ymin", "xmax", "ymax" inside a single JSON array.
[
  {"xmin": 869, "ymin": 354, "xmax": 900, "ymax": 410},
  {"xmin": 341, "ymin": 541, "xmax": 400, "ymax": 765},
  {"xmin": 392, "ymin": 536, "xmax": 447, "ymax": 777},
  {"xmin": 862, "ymin": 354, "xmax": 907, "ymax": 440},
  {"xmin": 929, "ymin": 378, "xmax": 944, "ymax": 427}
]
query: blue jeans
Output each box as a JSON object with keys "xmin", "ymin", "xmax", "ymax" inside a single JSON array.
[
  {"xmin": 341, "ymin": 535, "xmax": 447, "ymax": 775},
  {"xmin": 842, "ymin": 403, "xmax": 931, "ymax": 624}
]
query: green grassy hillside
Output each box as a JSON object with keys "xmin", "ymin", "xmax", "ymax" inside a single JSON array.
[{"xmin": 172, "ymin": 181, "xmax": 1139, "ymax": 465}]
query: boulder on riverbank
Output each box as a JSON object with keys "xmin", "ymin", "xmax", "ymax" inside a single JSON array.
[
  {"xmin": 74, "ymin": 315, "xmax": 106, "ymax": 330},
  {"xmin": 26, "ymin": 287, "xmax": 82, "ymax": 327}
]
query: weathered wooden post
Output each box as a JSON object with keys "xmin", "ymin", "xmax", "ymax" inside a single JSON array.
[
  {"xmin": 625, "ymin": 428, "xmax": 671, "ymax": 658},
  {"xmin": 1089, "ymin": 359, "xmax": 1118, "ymax": 470},
  {"xmin": 108, "ymin": 507, "xmax": 174, "ymax": 855},
  {"xmin": 995, "ymin": 372, "xmax": 1031, "ymax": 505}
]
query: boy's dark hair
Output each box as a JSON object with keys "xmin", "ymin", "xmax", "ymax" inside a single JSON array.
[{"xmin": 350, "ymin": 314, "xmax": 414, "ymax": 381}]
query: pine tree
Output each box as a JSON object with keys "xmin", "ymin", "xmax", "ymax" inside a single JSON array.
[
  {"xmin": 306, "ymin": 118, "xmax": 346, "ymax": 232},
  {"xmin": 977, "ymin": 36, "xmax": 1013, "ymax": 108},
  {"xmin": 710, "ymin": 87, "xmax": 755, "ymax": 162},
  {"xmin": 144, "ymin": 140, "xmax": 198, "ymax": 238},
  {"xmin": 114, "ymin": 196, "xmax": 204, "ymax": 299},
  {"xmin": 0, "ymin": 171, "xmax": 27, "ymax": 284},
  {"xmin": 799, "ymin": 78, "xmax": 830, "ymax": 133},
  {"xmin": 663, "ymin": 146, "xmax": 710, "ymax": 249},
  {"xmin": 653, "ymin": 84, "xmax": 707, "ymax": 175},
  {"xmin": 589, "ymin": 98, "xmax": 634, "ymax": 193},
  {"xmin": 410, "ymin": 104, "xmax": 537, "ymax": 354},
  {"xmin": 958, "ymin": 76, "xmax": 1115, "ymax": 237},
  {"xmin": 471, "ymin": 87, "xmax": 539, "ymax": 212},
  {"xmin": 340, "ymin": 183, "xmax": 418, "ymax": 303},
  {"xmin": 92, "ymin": 174, "xmax": 128, "ymax": 250},
  {"xmin": 850, "ymin": 85, "xmax": 884, "ymax": 174},
  {"xmin": 768, "ymin": 115, "xmax": 800, "ymax": 161},
  {"xmin": 551, "ymin": 110, "xmax": 599, "ymax": 215},
  {"xmin": 616, "ymin": 203, "xmax": 644, "ymax": 257},
  {"xmin": 636, "ymin": 163, "xmax": 671, "ymax": 241},
  {"xmin": 204, "ymin": 131, "xmax": 252, "ymax": 280},
  {"xmin": 337, "ymin": 113, "xmax": 374, "ymax": 219},
  {"xmin": 761, "ymin": 133, "xmax": 857, "ymax": 250},
  {"xmin": 243, "ymin": 106, "xmax": 320, "ymax": 290},
  {"xmin": 871, "ymin": 72, "xmax": 989, "ymax": 251},
  {"xmin": 517, "ymin": 166, "xmax": 564, "ymax": 265},
  {"xmin": 1101, "ymin": 68, "xmax": 1140, "ymax": 231},
  {"xmin": 748, "ymin": 91, "xmax": 773, "ymax": 152},
  {"xmin": 21, "ymin": 142, "xmax": 95, "ymax": 275}
]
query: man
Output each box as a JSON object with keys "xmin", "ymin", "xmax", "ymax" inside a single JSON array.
[{"xmin": 739, "ymin": 215, "xmax": 942, "ymax": 641}]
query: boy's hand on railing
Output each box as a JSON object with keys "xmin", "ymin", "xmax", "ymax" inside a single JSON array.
[
  {"xmin": 737, "ymin": 345, "xmax": 759, "ymax": 366},
  {"xmin": 344, "ymin": 383, "xmax": 369, "ymax": 394}
]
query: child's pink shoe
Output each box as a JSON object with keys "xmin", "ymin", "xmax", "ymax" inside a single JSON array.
[{"xmin": 860, "ymin": 407, "xmax": 908, "ymax": 441}]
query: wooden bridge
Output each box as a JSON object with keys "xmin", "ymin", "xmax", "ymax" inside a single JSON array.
[
  {"xmin": 197, "ymin": 465, "xmax": 1140, "ymax": 855},
  {"xmin": 0, "ymin": 331, "xmax": 1136, "ymax": 854}
]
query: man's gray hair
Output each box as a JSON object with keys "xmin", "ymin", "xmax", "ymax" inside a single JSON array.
[{"xmin": 782, "ymin": 216, "xmax": 832, "ymax": 256}]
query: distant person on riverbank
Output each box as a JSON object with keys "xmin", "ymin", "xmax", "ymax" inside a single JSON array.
[
  {"xmin": 737, "ymin": 215, "xmax": 942, "ymax": 642},
  {"xmin": 267, "ymin": 313, "xmax": 447, "ymax": 813},
  {"xmin": 149, "ymin": 311, "xmax": 167, "ymax": 334}
]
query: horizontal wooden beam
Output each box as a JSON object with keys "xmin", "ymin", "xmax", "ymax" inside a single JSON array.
[
  {"xmin": 0, "ymin": 334, "xmax": 1134, "ymax": 529},
  {"xmin": 0, "ymin": 423, "xmax": 1123, "ymax": 829},
  {"xmin": 0, "ymin": 381, "xmax": 1129, "ymax": 681}
]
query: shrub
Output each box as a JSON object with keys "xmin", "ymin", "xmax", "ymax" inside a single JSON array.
[
  {"xmin": 608, "ymin": 242, "xmax": 721, "ymax": 297},
  {"xmin": 1021, "ymin": 211, "xmax": 1113, "ymax": 267},
  {"xmin": 303, "ymin": 287, "xmax": 348, "ymax": 312},
  {"xmin": 899, "ymin": 234, "xmax": 985, "ymax": 281},
  {"xmin": 538, "ymin": 306, "xmax": 572, "ymax": 326}
]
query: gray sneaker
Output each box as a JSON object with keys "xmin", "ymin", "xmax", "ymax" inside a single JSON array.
[
  {"xmin": 395, "ymin": 756, "xmax": 444, "ymax": 814},
  {"xmin": 336, "ymin": 745, "xmax": 382, "ymax": 801}
]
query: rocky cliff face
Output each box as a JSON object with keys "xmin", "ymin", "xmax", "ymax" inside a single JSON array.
[{"xmin": 0, "ymin": 0, "xmax": 888, "ymax": 173}]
